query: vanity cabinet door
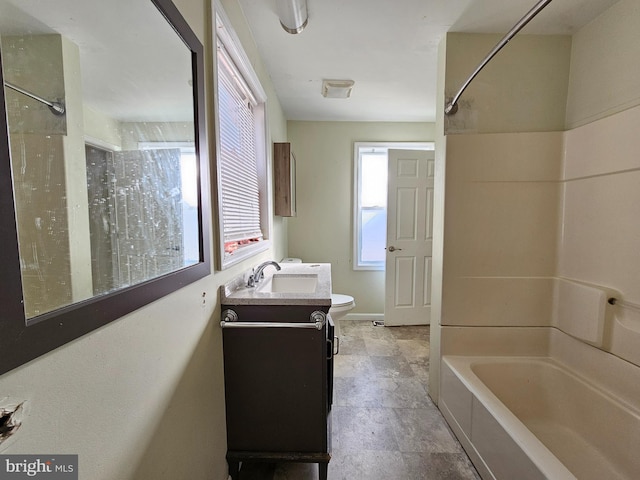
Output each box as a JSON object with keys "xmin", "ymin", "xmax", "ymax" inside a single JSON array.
[
  {"xmin": 223, "ymin": 325, "xmax": 326, "ymax": 452},
  {"xmin": 221, "ymin": 304, "xmax": 332, "ymax": 453}
]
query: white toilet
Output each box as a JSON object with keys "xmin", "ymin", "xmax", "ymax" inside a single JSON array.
[
  {"xmin": 281, "ymin": 258, "xmax": 355, "ymax": 322},
  {"xmin": 329, "ymin": 293, "xmax": 356, "ymax": 322}
]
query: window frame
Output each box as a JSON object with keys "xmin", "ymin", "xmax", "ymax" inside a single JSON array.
[
  {"xmin": 353, "ymin": 142, "xmax": 434, "ymax": 271},
  {"xmin": 213, "ymin": 3, "xmax": 271, "ymax": 270}
]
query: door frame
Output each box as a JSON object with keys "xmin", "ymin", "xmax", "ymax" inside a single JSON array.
[
  {"xmin": 351, "ymin": 142, "xmax": 434, "ymax": 323},
  {"xmin": 352, "ymin": 142, "xmax": 434, "ymax": 271}
]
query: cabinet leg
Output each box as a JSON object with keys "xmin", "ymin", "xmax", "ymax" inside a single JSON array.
[
  {"xmin": 318, "ymin": 462, "xmax": 328, "ymax": 480},
  {"xmin": 228, "ymin": 460, "xmax": 240, "ymax": 480}
]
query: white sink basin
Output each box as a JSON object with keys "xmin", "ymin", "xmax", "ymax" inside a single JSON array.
[{"xmin": 257, "ymin": 273, "xmax": 318, "ymax": 294}]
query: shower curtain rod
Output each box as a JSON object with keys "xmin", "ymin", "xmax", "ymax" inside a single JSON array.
[
  {"xmin": 3, "ymin": 81, "xmax": 65, "ymax": 116},
  {"xmin": 444, "ymin": 0, "xmax": 554, "ymax": 115}
]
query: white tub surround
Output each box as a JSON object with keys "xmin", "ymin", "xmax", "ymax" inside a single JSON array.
[
  {"xmin": 438, "ymin": 277, "xmax": 640, "ymax": 479},
  {"xmin": 434, "ymin": 4, "xmax": 640, "ymax": 479}
]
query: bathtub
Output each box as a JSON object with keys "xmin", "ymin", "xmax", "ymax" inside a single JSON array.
[{"xmin": 440, "ymin": 356, "xmax": 640, "ymax": 480}]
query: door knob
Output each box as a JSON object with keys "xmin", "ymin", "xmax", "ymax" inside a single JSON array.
[{"xmin": 387, "ymin": 246, "xmax": 402, "ymax": 252}]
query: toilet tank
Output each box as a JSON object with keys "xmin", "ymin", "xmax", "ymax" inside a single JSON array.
[{"xmin": 281, "ymin": 258, "xmax": 303, "ymax": 263}]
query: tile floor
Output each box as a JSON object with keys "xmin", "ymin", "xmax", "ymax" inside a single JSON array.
[{"xmin": 237, "ymin": 320, "xmax": 480, "ymax": 480}]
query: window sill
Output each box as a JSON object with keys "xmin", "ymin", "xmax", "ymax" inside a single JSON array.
[
  {"xmin": 354, "ymin": 263, "xmax": 385, "ymax": 271},
  {"xmin": 220, "ymin": 240, "xmax": 271, "ymax": 270}
]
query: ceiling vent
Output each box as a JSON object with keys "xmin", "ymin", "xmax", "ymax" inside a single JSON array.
[{"xmin": 321, "ymin": 79, "xmax": 355, "ymax": 99}]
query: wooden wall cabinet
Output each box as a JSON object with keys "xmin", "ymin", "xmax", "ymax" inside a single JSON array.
[{"xmin": 273, "ymin": 142, "xmax": 296, "ymax": 217}]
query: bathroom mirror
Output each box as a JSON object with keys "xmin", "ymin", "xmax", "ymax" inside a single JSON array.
[{"xmin": 0, "ymin": 0, "xmax": 210, "ymax": 374}]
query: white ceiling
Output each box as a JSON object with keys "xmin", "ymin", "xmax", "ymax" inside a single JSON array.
[
  {"xmin": 0, "ymin": 0, "xmax": 618, "ymax": 124},
  {"xmin": 237, "ymin": 0, "xmax": 619, "ymax": 122}
]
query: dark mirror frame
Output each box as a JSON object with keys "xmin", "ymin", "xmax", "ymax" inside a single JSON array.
[{"xmin": 0, "ymin": 0, "xmax": 210, "ymax": 376}]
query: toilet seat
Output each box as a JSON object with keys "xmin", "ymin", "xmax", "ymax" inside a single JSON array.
[
  {"xmin": 329, "ymin": 294, "xmax": 355, "ymax": 333},
  {"xmin": 331, "ymin": 294, "xmax": 354, "ymax": 308}
]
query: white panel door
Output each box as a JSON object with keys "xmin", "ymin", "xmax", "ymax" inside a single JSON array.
[{"xmin": 384, "ymin": 149, "xmax": 435, "ymax": 326}]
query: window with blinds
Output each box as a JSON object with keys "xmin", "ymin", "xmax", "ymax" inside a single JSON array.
[{"xmin": 214, "ymin": 8, "xmax": 269, "ymax": 269}]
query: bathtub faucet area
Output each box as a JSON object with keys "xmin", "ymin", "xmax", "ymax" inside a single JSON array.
[{"xmin": 437, "ymin": 278, "xmax": 640, "ymax": 479}]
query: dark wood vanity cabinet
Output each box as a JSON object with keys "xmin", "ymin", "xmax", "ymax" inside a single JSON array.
[{"xmin": 222, "ymin": 304, "xmax": 334, "ymax": 480}]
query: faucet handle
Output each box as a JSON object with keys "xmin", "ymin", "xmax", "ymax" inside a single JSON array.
[{"xmin": 245, "ymin": 268, "xmax": 256, "ymax": 287}]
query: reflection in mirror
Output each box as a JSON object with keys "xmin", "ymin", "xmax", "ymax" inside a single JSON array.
[{"xmin": 0, "ymin": 0, "xmax": 202, "ymax": 319}]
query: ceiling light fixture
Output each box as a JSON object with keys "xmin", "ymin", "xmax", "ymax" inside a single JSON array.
[
  {"xmin": 276, "ymin": 0, "xmax": 308, "ymax": 34},
  {"xmin": 321, "ymin": 79, "xmax": 355, "ymax": 99}
]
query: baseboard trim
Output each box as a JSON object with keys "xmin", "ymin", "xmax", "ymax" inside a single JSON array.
[
  {"xmin": 343, "ymin": 313, "xmax": 384, "ymax": 321},
  {"xmin": 389, "ymin": 319, "xmax": 430, "ymax": 326},
  {"xmin": 342, "ymin": 313, "xmax": 430, "ymax": 326}
]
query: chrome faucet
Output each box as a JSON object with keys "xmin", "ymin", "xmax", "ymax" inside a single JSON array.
[{"xmin": 247, "ymin": 261, "xmax": 281, "ymax": 287}]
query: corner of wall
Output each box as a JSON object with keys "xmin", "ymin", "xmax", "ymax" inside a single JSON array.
[
  {"xmin": 428, "ymin": 34, "xmax": 448, "ymax": 404},
  {"xmin": 565, "ymin": 0, "xmax": 640, "ymax": 129}
]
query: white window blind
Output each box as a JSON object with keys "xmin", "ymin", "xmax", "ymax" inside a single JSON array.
[{"xmin": 217, "ymin": 43, "xmax": 263, "ymax": 254}]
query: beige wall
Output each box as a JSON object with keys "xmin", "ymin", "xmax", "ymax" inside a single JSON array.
[
  {"xmin": 0, "ymin": 1, "xmax": 287, "ymax": 480},
  {"xmin": 444, "ymin": 33, "xmax": 571, "ymax": 134},
  {"xmin": 3, "ymin": 35, "xmax": 73, "ymax": 317},
  {"xmin": 287, "ymin": 121, "xmax": 434, "ymax": 316}
]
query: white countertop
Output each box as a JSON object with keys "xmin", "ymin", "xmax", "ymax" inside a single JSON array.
[{"xmin": 220, "ymin": 262, "xmax": 332, "ymax": 306}]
